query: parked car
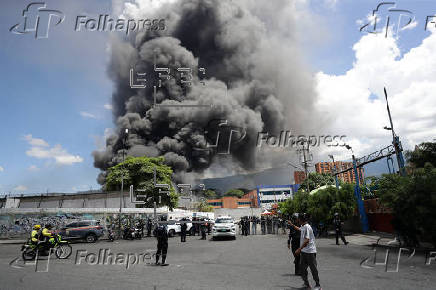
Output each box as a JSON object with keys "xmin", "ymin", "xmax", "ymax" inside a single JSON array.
[
  {"xmin": 212, "ymin": 216, "xmax": 236, "ymax": 240},
  {"xmin": 58, "ymin": 220, "xmax": 104, "ymax": 243},
  {"xmin": 166, "ymin": 220, "xmax": 193, "ymax": 237}
]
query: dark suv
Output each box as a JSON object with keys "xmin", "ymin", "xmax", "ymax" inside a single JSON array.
[{"xmin": 59, "ymin": 220, "xmax": 104, "ymax": 243}]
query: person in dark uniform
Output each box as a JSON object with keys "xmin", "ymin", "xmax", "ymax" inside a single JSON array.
[
  {"xmin": 180, "ymin": 218, "xmax": 187, "ymax": 242},
  {"xmin": 333, "ymin": 212, "xmax": 348, "ymax": 245},
  {"xmin": 147, "ymin": 218, "xmax": 152, "ymax": 237},
  {"xmin": 261, "ymin": 216, "xmax": 266, "ymax": 235},
  {"xmin": 200, "ymin": 219, "xmax": 207, "ymax": 240},
  {"xmin": 138, "ymin": 219, "xmax": 144, "ymax": 238},
  {"xmin": 153, "ymin": 216, "xmax": 169, "ymax": 266},
  {"xmin": 288, "ymin": 213, "xmax": 301, "ymax": 275},
  {"xmin": 244, "ymin": 217, "xmax": 249, "ymax": 236}
]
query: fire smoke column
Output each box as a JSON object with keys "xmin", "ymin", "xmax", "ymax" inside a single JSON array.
[{"xmin": 93, "ymin": 0, "xmax": 323, "ymax": 184}]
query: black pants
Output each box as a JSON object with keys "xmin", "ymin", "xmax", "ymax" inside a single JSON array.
[
  {"xmin": 156, "ymin": 240, "xmax": 168, "ymax": 263},
  {"xmin": 181, "ymin": 231, "xmax": 186, "ymax": 242},
  {"xmin": 336, "ymin": 230, "xmax": 347, "ymax": 245},
  {"xmin": 291, "ymin": 244, "xmax": 300, "ymax": 275},
  {"xmin": 300, "ymin": 252, "xmax": 320, "ymax": 286}
]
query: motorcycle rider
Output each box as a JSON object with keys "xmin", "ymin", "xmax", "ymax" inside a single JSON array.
[
  {"xmin": 30, "ymin": 225, "xmax": 41, "ymax": 245},
  {"xmin": 153, "ymin": 216, "xmax": 169, "ymax": 266},
  {"xmin": 41, "ymin": 224, "xmax": 54, "ymax": 251}
]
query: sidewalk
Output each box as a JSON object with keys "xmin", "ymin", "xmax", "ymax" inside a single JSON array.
[
  {"xmin": 0, "ymin": 239, "xmax": 26, "ymax": 245},
  {"xmin": 346, "ymin": 231, "xmax": 395, "ymax": 247}
]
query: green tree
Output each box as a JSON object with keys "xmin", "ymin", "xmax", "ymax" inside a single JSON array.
[
  {"xmin": 279, "ymin": 183, "xmax": 355, "ymax": 225},
  {"xmin": 203, "ymin": 189, "xmax": 218, "ymax": 199},
  {"xmin": 105, "ymin": 156, "xmax": 178, "ymax": 209},
  {"xmin": 377, "ymin": 163, "xmax": 436, "ymax": 247},
  {"xmin": 196, "ymin": 200, "xmax": 214, "ymax": 212},
  {"xmin": 299, "ymin": 172, "xmax": 335, "ymax": 192},
  {"xmin": 405, "ymin": 141, "xmax": 436, "ymax": 169},
  {"xmin": 224, "ymin": 189, "xmax": 244, "ymax": 198}
]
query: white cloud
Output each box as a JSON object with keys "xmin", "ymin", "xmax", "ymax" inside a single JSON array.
[
  {"xmin": 80, "ymin": 111, "xmax": 98, "ymax": 119},
  {"xmin": 14, "ymin": 185, "xmax": 28, "ymax": 191},
  {"xmin": 28, "ymin": 165, "xmax": 40, "ymax": 171},
  {"xmin": 104, "ymin": 104, "xmax": 113, "ymax": 110},
  {"xmin": 23, "ymin": 134, "xmax": 49, "ymax": 147},
  {"xmin": 24, "ymin": 135, "xmax": 83, "ymax": 166},
  {"xmin": 0, "ymin": 166, "xmax": 4, "ymax": 172},
  {"xmin": 315, "ymin": 31, "xmax": 436, "ymax": 159}
]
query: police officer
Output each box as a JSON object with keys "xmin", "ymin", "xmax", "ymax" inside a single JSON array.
[
  {"xmin": 30, "ymin": 225, "xmax": 41, "ymax": 245},
  {"xmin": 261, "ymin": 216, "xmax": 266, "ymax": 235},
  {"xmin": 333, "ymin": 213, "xmax": 348, "ymax": 245},
  {"xmin": 200, "ymin": 219, "xmax": 207, "ymax": 240},
  {"xmin": 153, "ymin": 216, "xmax": 169, "ymax": 266},
  {"xmin": 147, "ymin": 218, "xmax": 152, "ymax": 237},
  {"xmin": 180, "ymin": 218, "xmax": 187, "ymax": 242},
  {"xmin": 288, "ymin": 213, "xmax": 301, "ymax": 275}
]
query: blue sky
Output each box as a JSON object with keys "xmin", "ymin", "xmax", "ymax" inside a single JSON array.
[{"xmin": 1, "ymin": 0, "xmax": 435, "ymax": 194}]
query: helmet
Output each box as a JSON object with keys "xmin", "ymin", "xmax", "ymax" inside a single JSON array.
[
  {"xmin": 292, "ymin": 213, "xmax": 299, "ymax": 219},
  {"xmin": 33, "ymin": 225, "xmax": 41, "ymax": 230},
  {"xmin": 45, "ymin": 224, "xmax": 53, "ymax": 229},
  {"xmin": 334, "ymin": 212, "xmax": 339, "ymax": 216},
  {"xmin": 160, "ymin": 215, "xmax": 167, "ymax": 221}
]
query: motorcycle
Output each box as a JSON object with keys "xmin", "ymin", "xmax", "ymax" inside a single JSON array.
[
  {"xmin": 107, "ymin": 228, "xmax": 115, "ymax": 242},
  {"xmin": 21, "ymin": 234, "xmax": 72, "ymax": 261},
  {"xmin": 123, "ymin": 226, "xmax": 142, "ymax": 240}
]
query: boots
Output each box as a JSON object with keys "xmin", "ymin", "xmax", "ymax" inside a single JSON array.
[{"xmin": 161, "ymin": 255, "xmax": 168, "ymax": 266}]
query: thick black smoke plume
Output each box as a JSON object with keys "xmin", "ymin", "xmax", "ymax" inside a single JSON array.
[{"xmin": 93, "ymin": 0, "xmax": 321, "ymax": 184}]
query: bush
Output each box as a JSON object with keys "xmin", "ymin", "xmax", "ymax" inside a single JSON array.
[{"xmin": 377, "ymin": 163, "xmax": 436, "ymax": 247}]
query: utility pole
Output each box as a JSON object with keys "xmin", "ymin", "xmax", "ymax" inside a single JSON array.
[
  {"xmin": 329, "ymin": 154, "xmax": 340, "ymax": 189},
  {"xmin": 384, "ymin": 87, "xmax": 406, "ymax": 176},
  {"xmin": 298, "ymin": 140, "xmax": 312, "ymax": 193},
  {"xmin": 118, "ymin": 128, "xmax": 129, "ymax": 239}
]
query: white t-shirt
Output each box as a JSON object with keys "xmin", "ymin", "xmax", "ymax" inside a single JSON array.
[{"xmin": 300, "ymin": 223, "xmax": 317, "ymax": 253}]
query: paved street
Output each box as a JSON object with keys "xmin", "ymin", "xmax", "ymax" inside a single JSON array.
[{"xmin": 0, "ymin": 234, "xmax": 434, "ymax": 290}]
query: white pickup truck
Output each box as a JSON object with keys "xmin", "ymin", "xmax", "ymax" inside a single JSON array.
[{"xmin": 166, "ymin": 220, "xmax": 193, "ymax": 237}]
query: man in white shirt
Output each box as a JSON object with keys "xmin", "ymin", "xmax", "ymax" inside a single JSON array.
[{"xmin": 288, "ymin": 213, "xmax": 321, "ymax": 290}]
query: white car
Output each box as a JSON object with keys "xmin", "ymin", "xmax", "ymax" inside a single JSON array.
[
  {"xmin": 167, "ymin": 220, "xmax": 193, "ymax": 237},
  {"xmin": 212, "ymin": 216, "xmax": 236, "ymax": 240}
]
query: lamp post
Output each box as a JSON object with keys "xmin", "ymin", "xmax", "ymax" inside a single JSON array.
[
  {"xmin": 328, "ymin": 154, "xmax": 339, "ymax": 189},
  {"xmin": 118, "ymin": 128, "xmax": 129, "ymax": 239}
]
